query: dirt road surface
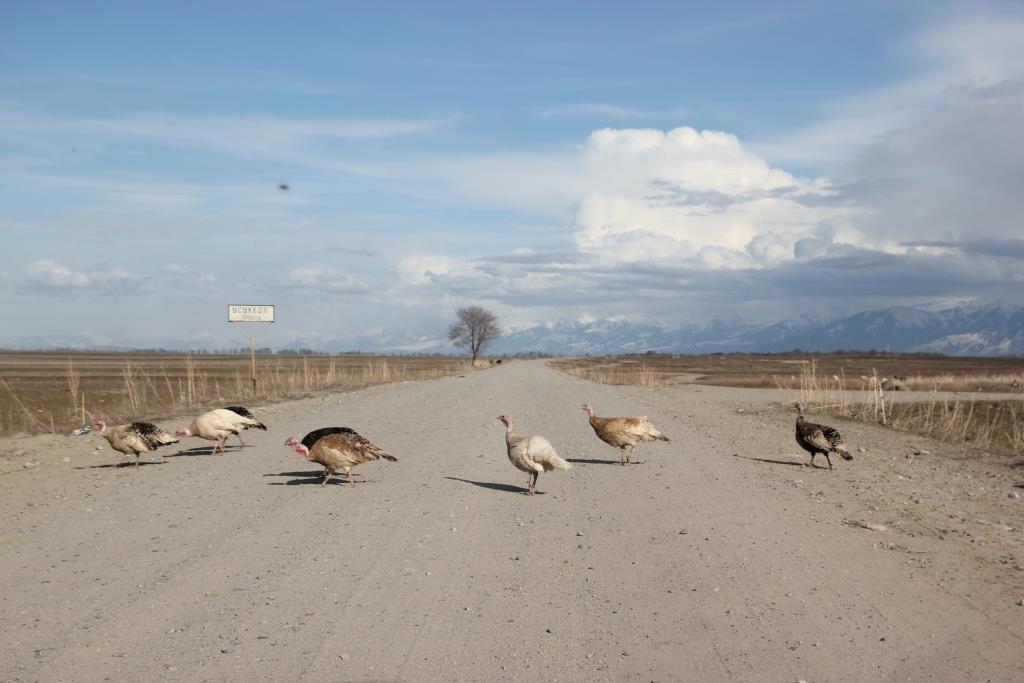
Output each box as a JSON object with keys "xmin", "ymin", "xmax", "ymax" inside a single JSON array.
[{"xmin": 1, "ymin": 360, "xmax": 1022, "ymax": 682}]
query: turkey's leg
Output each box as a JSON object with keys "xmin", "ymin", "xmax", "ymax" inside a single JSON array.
[
  {"xmin": 626, "ymin": 444, "xmax": 635, "ymax": 464},
  {"xmin": 134, "ymin": 454, "xmax": 140, "ymax": 468},
  {"xmin": 824, "ymin": 453, "xmax": 833, "ymax": 470},
  {"xmin": 321, "ymin": 469, "xmax": 332, "ymax": 486},
  {"xmin": 808, "ymin": 452, "xmax": 816, "ymax": 468},
  {"xmin": 619, "ymin": 447, "xmax": 626, "ymax": 466},
  {"xmin": 528, "ymin": 471, "xmax": 538, "ymax": 495},
  {"xmin": 236, "ymin": 432, "xmax": 246, "ymax": 448},
  {"xmin": 346, "ymin": 468, "xmax": 354, "ymax": 484}
]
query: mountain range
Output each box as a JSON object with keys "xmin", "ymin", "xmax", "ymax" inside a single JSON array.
[
  {"xmin": 491, "ymin": 301, "xmax": 1024, "ymax": 356},
  {"xmin": 2, "ymin": 301, "xmax": 1022, "ymax": 356}
]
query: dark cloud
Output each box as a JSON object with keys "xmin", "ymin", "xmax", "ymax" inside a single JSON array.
[
  {"xmin": 404, "ymin": 243, "xmax": 1024, "ymax": 319},
  {"xmin": 846, "ymin": 78, "xmax": 1024, "ymax": 243},
  {"xmin": 901, "ymin": 237, "xmax": 1024, "ymax": 260},
  {"xmin": 473, "ymin": 250, "xmax": 588, "ymax": 266}
]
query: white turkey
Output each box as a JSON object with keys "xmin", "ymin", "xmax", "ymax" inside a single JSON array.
[
  {"xmin": 175, "ymin": 408, "xmax": 263, "ymax": 455},
  {"xmin": 499, "ymin": 415, "xmax": 571, "ymax": 495},
  {"xmin": 91, "ymin": 418, "xmax": 179, "ymax": 467},
  {"xmin": 581, "ymin": 403, "xmax": 669, "ymax": 465},
  {"xmin": 222, "ymin": 405, "xmax": 267, "ymax": 447},
  {"xmin": 794, "ymin": 403, "xmax": 853, "ymax": 470}
]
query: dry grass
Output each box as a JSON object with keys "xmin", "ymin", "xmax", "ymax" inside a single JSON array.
[
  {"xmin": 552, "ymin": 353, "xmax": 1024, "ymax": 392},
  {"xmin": 0, "ymin": 352, "xmax": 472, "ymax": 437},
  {"xmin": 795, "ymin": 359, "xmax": 1024, "ymax": 456},
  {"xmin": 553, "ymin": 353, "xmax": 1024, "ymax": 456},
  {"xmin": 553, "ymin": 360, "xmax": 671, "ymax": 386}
]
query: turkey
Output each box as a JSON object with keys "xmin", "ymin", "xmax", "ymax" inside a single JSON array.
[
  {"xmin": 499, "ymin": 415, "xmax": 571, "ymax": 495},
  {"xmin": 285, "ymin": 427, "xmax": 356, "ymax": 452},
  {"xmin": 794, "ymin": 403, "xmax": 853, "ymax": 470},
  {"xmin": 175, "ymin": 408, "xmax": 263, "ymax": 455},
  {"xmin": 581, "ymin": 403, "xmax": 669, "ymax": 465},
  {"xmin": 91, "ymin": 418, "xmax": 178, "ymax": 467},
  {"xmin": 285, "ymin": 429, "xmax": 396, "ymax": 486},
  {"xmin": 222, "ymin": 405, "xmax": 268, "ymax": 447}
]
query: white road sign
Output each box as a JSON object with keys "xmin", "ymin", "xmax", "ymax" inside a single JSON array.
[{"xmin": 228, "ymin": 305, "xmax": 275, "ymax": 322}]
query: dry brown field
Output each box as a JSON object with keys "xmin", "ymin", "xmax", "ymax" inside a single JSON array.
[
  {"xmin": 552, "ymin": 352, "xmax": 1024, "ymax": 391},
  {"xmin": 0, "ymin": 351, "xmax": 472, "ymax": 437},
  {"xmin": 552, "ymin": 353, "xmax": 1024, "ymax": 456}
]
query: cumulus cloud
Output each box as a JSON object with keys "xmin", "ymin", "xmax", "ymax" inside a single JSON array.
[
  {"xmin": 25, "ymin": 259, "xmax": 144, "ymax": 293},
  {"xmin": 445, "ymin": 125, "xmax": 857, "ymax": 270},
  {"xmin": 162, "ymin": 263, "xmax": 190, "ymax": 274},
  {"xmin": 197, "ymin": 273, "xmax": 217, "ymax": 289}
]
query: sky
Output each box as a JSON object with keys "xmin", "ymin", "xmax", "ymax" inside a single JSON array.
[{"xmin": 2, "ymin": 1, "xmax": 1023, "ymax": 349}]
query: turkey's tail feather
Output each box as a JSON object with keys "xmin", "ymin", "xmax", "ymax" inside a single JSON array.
[
  {"xmin": 549, "ymin": 455, "xmax": 572, "ymax": 471},
  {"xmin": 653, "ymin": 431, "xmax": 670, "ymax": 442},
  {"xmin": 370, "ymin": 446, "xmax": 398, "ymax": 462}
]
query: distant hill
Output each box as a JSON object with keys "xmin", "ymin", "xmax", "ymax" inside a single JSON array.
[
  {"xmin": 2, "ymin": 300, "xmax": 1021, "ymax": 357},
  {"xmin": 490, "ymin": 301, "xmax": 1024, "ymax": 356}
]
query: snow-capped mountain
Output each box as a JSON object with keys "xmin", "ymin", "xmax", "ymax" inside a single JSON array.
[
  {"xmin": 492, "ymin": 301, "xmax": 1024, "ymax": 356},
  {"xmin": 2, "ymin": 301, "xmax": 1021, "ymax": 356}
]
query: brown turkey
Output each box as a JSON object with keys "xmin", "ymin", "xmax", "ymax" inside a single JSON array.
[
  {"xmin": 794, "ymin": 403, "xmax": 853, "ymax": 470},
  {"xmin": 581, "ymin": 403, "xmax": 669, "ymax": 465},
  {"xmin": 285, "ymin": 429, "xmax": 396, "ymax": 486},
  {"xmin": 92, "ymin": 418, "xmax": 179, "ymax": 467}
]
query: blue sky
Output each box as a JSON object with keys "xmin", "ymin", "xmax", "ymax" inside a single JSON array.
[{"xmin": 2, "ymin": 1, "xmax": 1023, "ymax": 349}]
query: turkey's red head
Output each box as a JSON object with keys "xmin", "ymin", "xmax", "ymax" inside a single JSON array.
[
  {"xmin": 498, "ymin": 415, "xmax": 510, "ymax": 427},
  {"xmin": 175, "ymin": 428, "xmax": 189, "ymax": 438},
  {"xmin": 91, "ymin": 418, "xmax": 105, "ymax": 432},
  {"xmin": 581, "ymin": 404, "xmax": 593, "ymax": 416},
  {"xmin": 284, "ymin": 436, "xmax": 299, "ymax": 448},
  {"xmin": 295, "ymin": 444, "xmax": 310, "ymax": 459}
]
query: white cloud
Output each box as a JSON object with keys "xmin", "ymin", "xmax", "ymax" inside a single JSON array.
[
  {"xmin": 25, "ymin": 259, "xmax": 143, "ymax": 293},
  {"xmin": 754, "ymin": 7, "xmax": 1024, "ymax": 167},
  {"xmin": 162, "ymin": 263, "xmax": 190, "ymax": 274},
  {"xmin": 444, "ymin": 125, "xmax": 857, "ymax": 268},
  {"xmin": 531, "ymin": 103, "xmax": 654, "ymax": 119},
  {"xmin": 197, "ymin": 273, "xmax": 217, "ymax": 289},
  {"xmin": 847, "ymin": 78, "xmax": 1024, "ymax": 244},
  {"xmin": 283, "ymin": 266, "xmax": 370, "ymax": 294},
  {"xmin": 0, "ymin": 104, "xmax": 450, "ymax": 172}
]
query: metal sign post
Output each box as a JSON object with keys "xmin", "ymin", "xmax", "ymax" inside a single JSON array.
[{"xmin": 228, "ymin": 305, "xmax": 275, "ymax": 395}]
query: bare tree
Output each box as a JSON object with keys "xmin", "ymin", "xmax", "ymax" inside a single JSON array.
[{"xmin": 448, "ymin": 306, "xmax": 500, "ymax": 363}]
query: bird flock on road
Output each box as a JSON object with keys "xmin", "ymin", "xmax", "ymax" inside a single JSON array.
[{"xmin": 86, "ymin": 390, "xmax": 854, "ymax": 492}]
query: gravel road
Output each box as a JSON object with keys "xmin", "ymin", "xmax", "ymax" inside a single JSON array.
[{"xmin": 1, "ymin": 360, "xmax": 1022, "ymax": 682}]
